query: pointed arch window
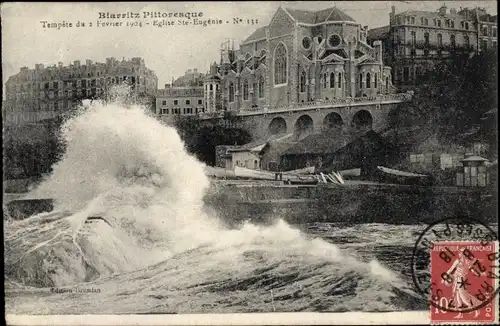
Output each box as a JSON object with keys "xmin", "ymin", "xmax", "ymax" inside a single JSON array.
[
  {"xmin": 338, "ymin": 73, "xmax": 342, "ymax": 88},
  {"xmin": 274, "ymin": 43, "xmax": 287, "ymax": 85},
  {"xmin": 385, "ymin": 76, "xmax": 389, "ymax": 93},
  {"xmin": 229, "ymin": 82, "xmax": 234, "ymax": 102},
  {"xmin": 366, "ymin": 72, "xmax": 371, "ymax": 88},
  {"xmin": 300, "ymin": 70, "xmax": 306, "ymax": 93},
  {"xmin": 374, "ymin": 73, "xmax": 378, "ymax": 89},
  {"xmin": 258, "ymin": 76, "xmax": 265, "ymax": 98},
  {"xmin": 329, "ymin": 73, "xmax": 335, "ymax": 89},
  {"xmin": 323, "ymin": 73, "xmax": 327, "ymax": 88},
  {"xmin": 359, "ymin": 73, "xmax": 363, "ymax": 88},
  {"xmin": 243, "ymin": 79, "xmax": 249, "ymax": 100}
]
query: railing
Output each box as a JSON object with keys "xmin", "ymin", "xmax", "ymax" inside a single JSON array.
[{"xmin": 198, "ymin": 92, "xmax": 413, "ymax": 119}]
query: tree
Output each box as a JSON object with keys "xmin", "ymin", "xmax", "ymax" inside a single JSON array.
[
  {"xmin": 388, "ymin": 49, "xmax": 498, "ymax": 145},
  {"xmin": 172, "ymin": 114, "xmax": 252, "ymax": 166},
  {"xmin": 222, "ymin": 110, "xmax": 242, "ymax": 128}
]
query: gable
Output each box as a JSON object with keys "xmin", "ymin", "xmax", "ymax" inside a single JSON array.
[{"xmin": 269, "ymin": 7, "xmax": 295, "ymax": 38}]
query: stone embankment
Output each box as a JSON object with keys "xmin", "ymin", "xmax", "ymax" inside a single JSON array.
[{"xmin": 4, "ymin": 181, "xmax": 496, "ymax": 225}]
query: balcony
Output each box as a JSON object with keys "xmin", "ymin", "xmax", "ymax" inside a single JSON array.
[{"xmin": 198, "ymin": 92, "xmax": 414, "ymax": 118}]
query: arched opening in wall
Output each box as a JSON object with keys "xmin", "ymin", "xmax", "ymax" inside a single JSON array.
[
  {"xmin": 294, "ymin": 115, "xmax": 314, "ymax": 140},
  {"xmin": 268, "ymin": 117, "xmax": 287, "ymax": 135},
  {"xmin": 323, "ymin": 112, "xmax": 344, "ymax": 132},
  {"xmin": 351, "ymin": 110, "xmax": 373, "ymax": 132}
]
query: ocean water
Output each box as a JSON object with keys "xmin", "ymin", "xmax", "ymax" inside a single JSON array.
[{"xmin": 4, "ymin": 94, "xmax": 428, "ymax": 314}]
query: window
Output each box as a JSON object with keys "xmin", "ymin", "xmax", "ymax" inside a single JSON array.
[
  {"xmin": 300, "ymin": 70, "xmax": 307, "ymax": 92},
  {"xmin": 450, "ymin": 35, "xmax": 456, "ymax": 48},
  {"xmin": 437, "ymin": 20, "xmax": 441, "ymax": 27},
  {"xmin": 258, "ymin": 76, "xmax": 265, "ymax": 98},
  {"xmin": 329, "ymin": 72, "xmax": 335, "ymax": 89},
  {"xmin": 174, "ymin": 99, "xmax": 178, "ymax": 105},
  {"xmin": 450, "ymin": 20, "xmax": 455, "ymax": 28},
  {"xmin": 464, "ymin": 35, "xmax": 470, "ymax": 47},
  {"xmin": 437, "ymin": 34, "xmax": 442, "ymax": 47},
  {"xmin": 162, "ymin": 100, "xmax": 167, "ymax": 105},
  {"xmin": 481, "ymin": 40, "xmax": 488, "ymax": 51},
  {"xmin": 420, "ymin": 17, "xmax": 424, "ymax": 25},
  {"xmin": 385, "ymin": 76, "xmax": 389, "ymax": 93},
  {"xmin": 359, "ymin": 73, "xmax": 363, "ymax": 88},
  {"xmin": 274, "ymin": 43, "xmax": 287, "ymax": 85},
  {"xmin": 410, "ymin": 17, "xmax": 415, "ymax": 24},
  {"xmin": 186, "ymin": 100, "xmax": 190, "ymax": 105},
  {"xmin": 411, "ymin": 31, "xmax": 416, "ymax": 45},
  {"xmin": 366, "ymin": 72, "xmax": 371, "ymax": 88},
  {"xmin": 465, "ymin": 22, "xmax": 469, "ymax": 30},
  {"xmin": 424, "ymin": 32, "xmax": 429, "ymax": 45},
  {"xmin": 374, "ymin": 73, "xmax": 378, "ymax": 89},
  {"xmin": 209, "ymin": 84, "xmax": 213, "ymax": 91},
  {"xmin": 403, "ymin": 67, "xmax": 409, "ymax": 82},
  {"xmin": 424, "ymin": 18, "xmax": 428, "ymax": 25},
  {"xmin": 302, "ymin": 37, "xmax": 311, "ymax": 50},
  {"xmin": 483, "ymin": 26, "xmax": 488, "ymax": 36},
  {"xmin": 243, "ymin": 79, "xmax": 249, "ymax": 100},
  {"xmin": 328, "ymin": 34, "xmax": 342, "ymax": 47},
  {"xmin": 229, "ymin": 82, "xmax": 234, "ymax": 102},
  {"xmin": 493, "ymin": 27, "xmax": 497, "ymax": 38},
  {"xmin": 323, "ymin": 73, "xmax": 327, "ymax": 88},
  {"xmin": 198, "ymin": 99, "xmax": 202, "ymax": 105},
  {"xmin": 338, "ymin": 73, "xmax": 341, "ymax": 88}
]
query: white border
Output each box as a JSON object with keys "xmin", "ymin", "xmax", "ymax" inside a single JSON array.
[{"xmin": 6, "ymin": 311, "xmax": 430, "ymax": 325}]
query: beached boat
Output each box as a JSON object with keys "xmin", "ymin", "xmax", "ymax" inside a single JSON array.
[
  {"xmin": 234, "ymin": 166, "xmax": 319, "ymax": 184},
  {"xmin": 375, "ymin": 166, "xmax": 430, "ymax": 185},
  {"xmin": 234, "ymin": 166, "xmax": 277, "ymax": 180}
]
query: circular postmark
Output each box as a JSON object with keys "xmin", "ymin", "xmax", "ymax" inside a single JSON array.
[{"xmin": 411, "ymin": 216, "xmax": 499, "ymax": 314}]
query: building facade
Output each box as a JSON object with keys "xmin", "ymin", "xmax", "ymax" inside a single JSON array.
[
  {"xmin": 155, "ymin": 69, "xmax": 207, "ymax": 122},
  {"xmin": 201, "ymin": 6, "xmax": 395, "ymax": 114},
  {"xmin": 156, "ymin": 86, "xmax": 205, "ymax": 117},
  {"xmin": 368, "ymin": 5, "xmax": 497, "ymax": 90},
  {"xmin": 4, "ymin": 57, "xmax": 158, "ymax": 125}
]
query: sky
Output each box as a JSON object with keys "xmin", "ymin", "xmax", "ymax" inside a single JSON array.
[{"xmin": 2, "ymin": 1, "xmax": 497, "ymax": 88}]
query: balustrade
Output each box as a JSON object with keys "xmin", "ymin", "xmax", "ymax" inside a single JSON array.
[{"xmin": 200, "ymin": 92, "xmax": 413, "ymax": 117}]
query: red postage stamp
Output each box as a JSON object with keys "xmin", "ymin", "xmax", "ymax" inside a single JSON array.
[{"xmin": 430, "ymin": 241, "xmax": 499, "ymax": 324}]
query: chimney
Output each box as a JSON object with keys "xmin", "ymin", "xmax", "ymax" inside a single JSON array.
[{"xmin": 390, "ymin": 5, "xmax": 396, "ymax": 24}]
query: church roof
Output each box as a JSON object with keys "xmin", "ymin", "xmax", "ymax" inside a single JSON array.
[
  {"xmin": 243, "ymin": 26, "xmax": 267, "ymax": 43},
  {"xmin": 284, "ymin": 7, "xmax": 356, "ymax": 24}
]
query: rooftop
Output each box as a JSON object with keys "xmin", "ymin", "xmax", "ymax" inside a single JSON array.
[
  {"xmin": 284, "ymin": 6, "xmax": 356, "ymax": 24},
  {"xmin": 282, "ymin": 130, "xmax": 374, "ymax": 156},
  {"xmin": 243, "ymin": 26, "xmax": 267, "ymax": 43},
  {"xmin": 367, "ymin": 25, "xmax": 390, "ymax": 41}
]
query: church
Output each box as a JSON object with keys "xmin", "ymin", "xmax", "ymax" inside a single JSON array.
[{"xmin": 204, "ymin": 6, "xmax": 395, "ymax": 113}]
